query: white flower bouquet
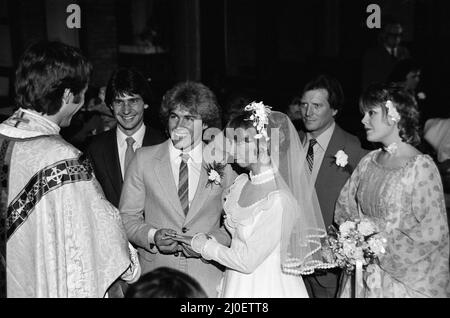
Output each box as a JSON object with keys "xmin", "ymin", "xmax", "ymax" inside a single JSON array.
[{"xmin": 322, "ymin": 219, "xmax": 387, "ymax": 275}]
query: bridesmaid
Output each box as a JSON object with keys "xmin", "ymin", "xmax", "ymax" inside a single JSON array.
[{"xmin": 335, "ymin": 83, "xmax": 450, "ymax": 298}]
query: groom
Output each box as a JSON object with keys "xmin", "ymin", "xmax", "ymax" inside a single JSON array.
[{"xmin": 119, "ymin": 81, "xmax": 236, "ymax": 297}]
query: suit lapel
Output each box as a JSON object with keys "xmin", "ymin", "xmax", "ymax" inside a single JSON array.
[
  {"xmin": 103, "ymin": 130, "xmax": 123, "ymax": 196},
  {"xmin": 142, "ymin": 126, "xmax": 152, "ymax": 147},
  {"xmin": 154, "ymin": 141, "xmax": 185, "ymax": 218},
  {"xmin": 316, "ymin": 124, "xmax": 346, "ymax": 186},
  {"xmin": 142, "ymin": 126, "xmax": 157, "ymax": 147}
]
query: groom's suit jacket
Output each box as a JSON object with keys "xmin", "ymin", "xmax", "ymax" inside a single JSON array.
[
  {"xmin": 300, "ymin": 124, "xmax": 368, "ymax": 298},
  {"xmin": 119, "ymin": 140, "xmax": 236, "ymax": 297}
]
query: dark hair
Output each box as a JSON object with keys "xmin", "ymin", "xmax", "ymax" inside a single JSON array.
[
  {"xmin": 223, "ymin": 92, "xmax": 253, "ymax": 126},
  {"xmin": 226, "ymin": 112, "xmax": 254, "ymax": 131},
  {"xmin": 388, "ymin": 59, "xmax": 421, "ymax": 83},
  {"xmin": 125, "ymin": 267, "xmax": 207, "ymax": 298},
  {"xmin": 359, "ymin": 83, "xmax": 421, "ymax": 146},
  {"xmin": 160, "ymin": 81, "xmax": 222, "ymax": 128},
  {"xmin": 104, "ymin": 67, "xmax": 152, "ymax": 107},
  {"xmin": 301, "ymin": 74, "xmax": 345, "ymax": 112},
  {"xmin": 15, "ymin": 41, "xmax": 92, "ymax": 115}
]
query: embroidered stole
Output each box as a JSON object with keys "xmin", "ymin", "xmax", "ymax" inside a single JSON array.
[{"xmin": 0, "ymin": 134, "xmax": 94, "ymax": 298}]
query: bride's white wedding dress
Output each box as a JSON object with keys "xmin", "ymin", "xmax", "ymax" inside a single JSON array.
[{"xmin": 201, "ymin": 173, "xmax": 309, "ymax": 298}]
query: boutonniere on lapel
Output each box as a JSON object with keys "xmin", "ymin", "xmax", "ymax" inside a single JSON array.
[
  {"xmin": 333, "ymin": 150, "xmax": 352, "ymax": 173},
  {"xmin": 205, "ymin": 161, "xmax": 225, "ymax": 188},
  {"xmin": 334, "ymin": 150, "xmax": 348, "ymax": 168}
]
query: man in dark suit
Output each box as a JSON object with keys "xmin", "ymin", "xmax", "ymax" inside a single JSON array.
[
  {"xmin": 298, "ymin": 74, "xmax": 368, "ymax": 298},
  {"xmin": 85, "ymin": 68, "xmax": 166, "ymax": 297},
  {"xmin": 362, "ymin": 19, "xmax": 410, "ymax": 90},
  {"xmin": 85, "ymin": 68, "xmax": 166, "ymax": 208}
]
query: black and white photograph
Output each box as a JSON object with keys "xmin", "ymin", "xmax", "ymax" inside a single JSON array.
[{"xmin": 0, "ymin": 0, "xmax": 449, "ymax": 305}]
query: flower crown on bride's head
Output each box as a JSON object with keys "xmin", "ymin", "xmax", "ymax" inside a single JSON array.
[{"xmin": 244, "ymin": 101, "xmax": 272, "ymax": 140}]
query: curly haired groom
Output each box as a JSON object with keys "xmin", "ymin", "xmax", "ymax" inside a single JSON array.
[{"xmin": 119, "ymin": 81, "xmax": 236, "ymax": 297}]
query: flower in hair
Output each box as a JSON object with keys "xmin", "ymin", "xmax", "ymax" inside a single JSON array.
[
  {"xmin": 244, "ymin": 101, "xmax": 272, "ymax": 140},
  {"xmin": 385, "ymin": 100, "xmax": 401, "ymax": 122}
]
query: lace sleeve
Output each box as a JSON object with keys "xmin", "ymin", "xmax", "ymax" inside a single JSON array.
[{"xmin": 196, "ymin": 193, "xmax": 283, "ymax": 274}]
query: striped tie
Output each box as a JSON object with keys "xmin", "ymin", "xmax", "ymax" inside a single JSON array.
[
  {"xmin": 178, "ymin": 153, "xmax": 190, "ymax": 216},
  {"xmin": 306, "ymin": 139, "xmax": 317, "ymax": 172}
]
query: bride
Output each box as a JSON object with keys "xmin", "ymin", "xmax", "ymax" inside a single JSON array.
[{"xmin": 172, "ymin": 103, "xmax": 334, "ymax": 297}]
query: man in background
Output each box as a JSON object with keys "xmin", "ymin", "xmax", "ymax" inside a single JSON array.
[
  {"xmin": 298, "ymin": 74, "xmax": 368, "ymax": 298},
  {"xmin": 85, "ymin": 68, "xmax": 166, "ymax": 209},
  {"xmin": 362, "ymin": 18, "xmax": 411, "ymax": 90}
]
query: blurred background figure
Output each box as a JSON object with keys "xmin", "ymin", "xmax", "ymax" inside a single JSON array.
[
  {"xmin": 285, "ymin": 95, "xmax": 303, "ymax": 133},
  {"xmin": 424, "ymin": 116, "xmax": 450, "ymax": 218},
  {"xmin": 221, "ymin": 91, "xmax": 253, "ymax": 128},
  {"xmin": 62, "ymin": 86, "xmax": 117, "ymax": 149},
  {"xmin": 125, "ymin": 267, "xmax": 207, "ymax": 298},
  {"xmin": 388, "ymin": 59, "xmax": 422, "ymax": 97},
  {"xmin": 362, "ymin": 17, "xmax": 411, "ymax": 90}
]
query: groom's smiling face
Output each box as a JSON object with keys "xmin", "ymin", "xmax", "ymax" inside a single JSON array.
[{"xmin": 168, "ymin": 106, "xmax": 207, "ymax": 151}]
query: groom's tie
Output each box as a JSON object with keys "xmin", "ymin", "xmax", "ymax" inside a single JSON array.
[
  {"xmin": 178, "ymin": 153, "xmax": 190, "ymax": 216},
  {"xmin": 306, "ymin": 139, "xmax": 317, "ymax": 172}
]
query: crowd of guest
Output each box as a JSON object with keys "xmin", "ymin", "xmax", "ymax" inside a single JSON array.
[{"xmin": 0, "ymin": 29, "xmax": 449, "ymax": 299}]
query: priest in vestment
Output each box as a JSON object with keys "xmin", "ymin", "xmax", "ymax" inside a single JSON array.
[{"xmin": 0, "ymin": 41, "xmax": 139, "ymax": 298}]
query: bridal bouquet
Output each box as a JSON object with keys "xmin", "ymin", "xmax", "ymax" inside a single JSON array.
[{"xmin": 322, "ymin": 219, "xmax": 387, "ymax": 275}]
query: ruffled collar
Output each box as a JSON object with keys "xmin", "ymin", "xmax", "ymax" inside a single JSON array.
[{"xmin": 0, "ymin": 108, "xmax": 60, "ymax": 138}]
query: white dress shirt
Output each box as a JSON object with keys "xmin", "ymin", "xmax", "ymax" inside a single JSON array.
[
  {"xmin": 304, "ymin": 122, "xmax": 335, "ymax": 184},
  {"xmin": 148, "ymin": 141, "xmax": 203, "ymax": 245},
  {"xmin": 116, "ymin": 124, "xmax": 146, "ymax": 179}
]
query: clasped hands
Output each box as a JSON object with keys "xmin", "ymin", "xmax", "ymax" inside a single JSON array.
[{"xmin": 154, "ymin": 229, "xmax": 199, "ymax": 258}]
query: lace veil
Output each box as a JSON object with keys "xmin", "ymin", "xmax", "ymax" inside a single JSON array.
[{"xmin": 268, "ymin": 111, "xmax": 335, "ymax": 275}]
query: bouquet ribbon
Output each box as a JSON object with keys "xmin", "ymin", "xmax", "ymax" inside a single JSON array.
[{"xmin": 355, "ymin": 260, "xmax": 364, "ymax": 298}]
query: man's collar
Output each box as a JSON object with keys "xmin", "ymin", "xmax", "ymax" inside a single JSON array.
[
  {"xmin": 168, "ymin": 140, "xmax": 203, "ymax": 163},
  {"xmin": 306, "ymin": 121, "xmax": 336, "ymax": 150},
  {"xmin": 116, "ymin": 124, "xmax": 146, "ymax": 146}
]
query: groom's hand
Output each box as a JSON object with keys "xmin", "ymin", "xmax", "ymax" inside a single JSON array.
[{"xmin": 154, "ymin": 229, "xmax": 179, "ymax": 254}]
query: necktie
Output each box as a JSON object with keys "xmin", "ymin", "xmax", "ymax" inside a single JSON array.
[
  {"xmin": 306, "ymin": 139, "xmax": 317, "ymax": 172},
  {"xmin": 178, "ymin": 153, "xmax": 190, "ymax": 216},
  {"xmin": 124, "ymin": 137, "xmax": 136, "ymax": 173}
]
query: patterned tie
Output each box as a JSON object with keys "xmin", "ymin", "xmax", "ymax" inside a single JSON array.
[
  {"xmin": 306, "ymin": 139, "xmax": 317, "ymax": 172},
  {"xmin": 124, "ymin": 137, "xmax": 136, "ymax": 173},
  {"xmin": 178, "ymin": 153, "xmax": 190, "ymax": 216}
]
